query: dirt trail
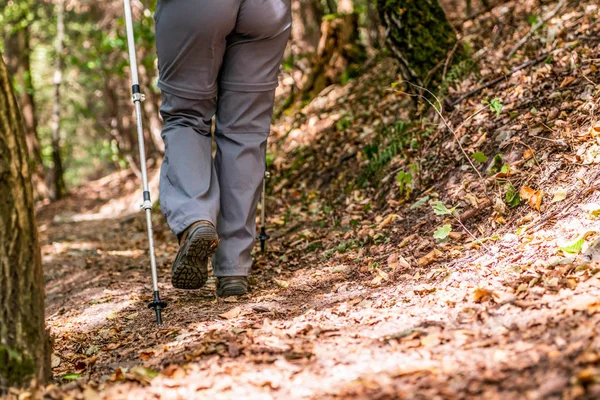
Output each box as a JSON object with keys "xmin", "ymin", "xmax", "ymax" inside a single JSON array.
[{"xmin": 38, "ymin": 167, "xmax": 600, "ymax": 400}]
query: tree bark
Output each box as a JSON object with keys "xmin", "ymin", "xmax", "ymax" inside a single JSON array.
[
  {"xmin": 0, "ymin": 54, "xmax": 50, "ymax": 391},
  {"xmin": 293, "ymin": 1, "xmax": 365, "ymax": 104},
  {"xmin": 291, "ymin": 0, "xmax": 324, "ymax": 56},
  {"xmin": 378, "ymin": 0, "xmax": 464, "ymax": 90},
  {"xmin": 50, "ymin": 0, "xmax": 67, "ymax": 200},
  {"xmin": 3, "ymin": 24, "xmax": 50, "ymax": 199}
]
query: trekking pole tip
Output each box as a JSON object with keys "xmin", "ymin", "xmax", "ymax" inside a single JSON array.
[
  {"xmin": 257, "ymin": 227, "xmax": 270, "ymax": 254},
  {"xmin": 148, "ymin": 291, "xmax": 168, "ymax": 325}
]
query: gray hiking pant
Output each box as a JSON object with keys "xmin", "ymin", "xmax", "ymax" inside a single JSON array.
[{"xmin": 155, "ymin": 0, "xmax": 291, "ymax": 277}]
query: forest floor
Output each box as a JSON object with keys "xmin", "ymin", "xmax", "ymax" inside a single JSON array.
[{"xmin": 13, "ymin": 0, "xmax": 600, "ymax": 399}]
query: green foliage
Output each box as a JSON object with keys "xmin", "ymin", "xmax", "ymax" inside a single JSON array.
[
  {"xmin": 434, "ymin": 224, "xmax": 452, "ymax": 240},
  {"xmin": 472, "ymin": 152, "xmax": 488, "ymax": 163},
  {"xmin": 432, "ymin": 201, "xmax": 453, "ymax": 216},
  {"xmin": 360, "ymin": 121, "xmax": 414, "ymax": 186},
  {"xmin": 336, "ymin": 114, "xmax": 353, "ymax": 131},
  {"xmin": 61, "ymin": 373, "xmax": 82, "ymax": 381},
  {"xmin": 528, "ymin": 14, "xmax": 541, "ymax": 27},
  {"xmin": 490, "ymin": 154, "xmax": 504, "ymax": 174},
  {"xmin": 505, "ymin": 183, "xmax": 522, "ymax": 207},
  {"xmin": 266, "ymin": 153, "xmax": 275, "ymax": 168},
  {"xmin": 439, "ymin": 55, "xmax": 477, "ymax": 98},
  {"xmin": 485, "ymin": 98, "xmax": 503, "ymax": 116},
  {"xmin": 396, "ymin": 164, "xmax": 417, "ymax": 197},
  {"xmin": 410, "ymin": 195, "xmax": 430, "ymax": 209},
  {"xmin": 0, "ymin": 345, "xmax": 36, "ymax": 387},
  {"xmin": 323, "ymin": 239, "xmax": 364, "ymax": 258},
  {"xmin": 560, "ymin": 238, "xmax": 585, "ymax": 254}
]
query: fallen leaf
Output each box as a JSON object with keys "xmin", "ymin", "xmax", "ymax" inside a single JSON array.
[
  {"xmin": 551, "ymin": 188, "xmax": 567, "ymax": 203},
  {"xmin": 130, "ymin": 366, "xmax": 159, "ymax": 384},
  {"xmin": 399, "ymin": 234, "xmax": 417, "ymax": 248},
  {"xmin": 370, "ymin": 275, "xmax": 383, "ymax": 287},
  {"xmin": 560, "ymin": 237, "xmax": 585, "ymax": 254},
  {"xmin": 492, "ymin": 290, "xmax": 517, "ymax": 305},
  {"xmin": 110, "ymin": 368, "xmax": 125, "ymax": 382},
  {"xmin": 387, "ymin": 252, "xmax": 410, "ymax": 271},
  {"xmin": 570, "ymin": 294, "xmax": 600, "ymax": 315},
  {"xmin": 414, "ymin": 284, "xmax": 436, "ymax": 295},
  {"xmin": 560, "ymin": 76, "xmax": 576, "ymax": 88},
  {"xmin": 162, "ymin": 364, "xmax": 187, "ymax": 379},
  {"xmin": 139, "ymin": 351, "xmax": 154, "ymax": 360},
  {"xmin": 377, "ymin": 214, "xmax": 400, "ymax": 230},
  {"xmin": 418, "ymin": 249, "xmax": 442, "ymax": 267},
  {"xmin": 421, "ymin": 334, "xmax": 441, "ymax": 347},
  {"xmin": 523, "ymin": 149, "xmax": 536, "ymax": 160},
  {"xmin": 473, "ymin": 287, "xmax": 494, "ymax": 303},
  {"xmin": 520, "ymin": 186, "xmax": 543, "ymax": 211},
  {"xmin": 581, "ymin": 203, "xmax": 600, "ymax": 217},
  {"xmin": 578, "ymin": 368, "xmax": 598, "ymax": 384},
  {"xmin": 274, "ymin": 279, "xmax": 290, "ymax": 288},
  {"xmin": 219, "ymin": 306, "xmax": 242, "ymax": 320},
  {"xmin": 51, "ymin": 354, "xmax": 61, "ymax": 368}
]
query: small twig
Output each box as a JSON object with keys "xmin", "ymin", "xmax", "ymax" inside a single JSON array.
[
  {"xmin": 442, "ymin": 40, "xmax": 461, "ymax": 82},
  {"xmin": 395, "ymin": 82, "xmax": 491, "ymax": 203},
  {"xmin": 506, "ymin": 0, "xmax": 566, "ymax": 60},
  {"xmin": 453, "ymin": 213, "xmax": 491, "ymax": 253},
  {"xmin": 402, "ymin": 82, "xmax": 484, "ymax": 180},
  {"xmin": 454, "ymin": 106, "xmax": 487, "ymax": 133},
  {"xmin": 451, "ymin": 53, "xmax": 548, "ymax": 107}
]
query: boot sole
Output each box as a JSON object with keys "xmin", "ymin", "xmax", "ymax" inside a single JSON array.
[{"xmin": 172, "ymin": 225, "xmax": 219, "ymax": 290}]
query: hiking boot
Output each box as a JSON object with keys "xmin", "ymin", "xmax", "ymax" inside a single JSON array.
[
  {"xmin": 172, "ymin": 221, "xmax": 219, "ymax": 290},
  {"xmin": 216, "ymin": 276, "xmax": 249, "ymax": 297}
]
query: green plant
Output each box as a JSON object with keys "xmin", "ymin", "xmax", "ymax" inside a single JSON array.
[
  {"xmin": 472, "ymin": 152, "xmax": 488, "ymax": 163},
  {"xmin": 396, "ymin": 164, "xmax": 418, "ymax": 197},
  {"xmin": 483, "ymin": 98, "xmax": 503, "ymax": 116},
  {"xmin": 505, "ymin": 183, "xmax": 522, "ymax": 207},
  {"xmin": 430, "ymin": 200, "xmax": 483, "ymax": 247},
  {"xmin": 359, "ymin": 121, "xmax": 413, "ymax": 186}
]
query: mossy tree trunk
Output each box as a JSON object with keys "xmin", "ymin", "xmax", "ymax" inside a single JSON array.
[
  {"xmin": 0, "ymin": 54, "xmax": 50, "ymax": 391},
  {"xmin": 378, "ymin": 0, "xmax": 463, "ymax": 91},
  {"xmin": 3, "ymin": 17, "xmax": 50, "ymax": 200}
]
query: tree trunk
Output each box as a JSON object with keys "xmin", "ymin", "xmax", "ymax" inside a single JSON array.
[
  {"xmin": 3, "ymin": 25, "xmax": 50, "ymax": 199},
  {"xmin": 293, "ymin": 1, "xmax": 365, "ymax": 104},
  {"xmin": 50, "ymin": 0, "xmax": 67, "ymax": 200},
  {"xmin": 378, "ymin": 0, "xmax": 464, "ymax": 91},
  {"xmin": 291, "ymin": 0, "xmax": 324, "ymax": 56},
  {"xmin": 0, "ymin": 55, "xmax": 50, "ymax": 391}
]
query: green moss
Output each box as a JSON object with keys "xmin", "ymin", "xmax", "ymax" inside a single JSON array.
[
  {"xmin": 0, "ymin": 344, "xmax": 36, "ymax": 388},
  {"xmin": 379, "ymin": 0, "xmax": 469, "ymax": 89}
]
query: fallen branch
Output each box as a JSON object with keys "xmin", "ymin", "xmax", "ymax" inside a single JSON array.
[
  {"xmin": 506, "ymin": 0, "xmax": 566, "ymax": 60},
  {"xmin": 451, "ymin": 53, "xmax": 548, "ymax": 107}
]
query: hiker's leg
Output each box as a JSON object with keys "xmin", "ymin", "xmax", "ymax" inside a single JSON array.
[
  {"xmin": 158, "ymin": 94, "xmax": 219, "ymax": 235},
  {"xmin": 154, "ymin": 0, "xmax": 239, "ymax": 235},
  {"xmin": 212, "ymin": 0, "xmax": 291, "ymax": 277}
]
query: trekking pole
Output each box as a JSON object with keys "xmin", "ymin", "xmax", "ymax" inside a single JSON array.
[
  {"xmin": 123, "ymin": 0, "xmax": 167, "ymax": 325},
  {"xmin": 257, "ymin": 171, "xmax": 270, "ymax": 253}
]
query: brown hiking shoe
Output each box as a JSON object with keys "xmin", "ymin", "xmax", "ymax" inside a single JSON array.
[
  {"xmin": 216, "ymin": 276, "xmax": 249, "ymax": 297},
  {"xmin": 172, "ymin": 221, "xmax": 219, "ymax": 290}
]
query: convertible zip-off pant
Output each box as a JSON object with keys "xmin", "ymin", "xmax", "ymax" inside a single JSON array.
[{"xmin": 154, "ymin": 0, "xmax": 291, "ymax": 277}]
